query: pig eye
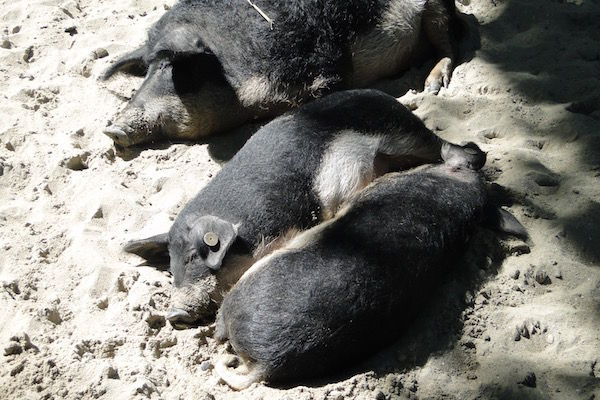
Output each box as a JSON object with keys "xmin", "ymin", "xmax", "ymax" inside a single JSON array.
[{"xmin": 184, "ymin": 252, "xmax": 198, "ymax": 265}]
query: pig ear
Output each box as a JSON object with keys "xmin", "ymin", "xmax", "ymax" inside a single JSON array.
[
  {"xmin": 484, "ymin": 207, "xmax": 529, "ymax": 240},
  {"xmin": 123, "ymin": 233, "xmax": 170, "ymax": 266},
  {"xmin": 101, "ymin": 46, "xmax": 148, "ymax": 81},
  {"xmin": 149, "ymin": 28, "xmax": 214, "ymax": 60},
  {"xmin": 196, "ymin": 221, "xmax": 239, "ymax": 272}
]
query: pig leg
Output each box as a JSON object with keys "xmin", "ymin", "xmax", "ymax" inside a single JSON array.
[{"xmin": 422, "ymin": 0, "xmax": 458, "ymax": 94}]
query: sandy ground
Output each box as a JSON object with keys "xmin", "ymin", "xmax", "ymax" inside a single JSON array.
[{"xmin": 1, "ymin": 0, "xmax": 600, "ymax": 399}]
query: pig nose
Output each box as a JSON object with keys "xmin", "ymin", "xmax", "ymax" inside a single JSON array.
[
  {"xmin": 103, "ymin": 125, "xmax": 132, "ymax": 146},
  {"xmin": 166, "ymin": 308, "xmax": 194, "ymax": 324}
]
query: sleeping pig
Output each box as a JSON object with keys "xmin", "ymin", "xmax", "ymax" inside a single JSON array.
[
  {"xmin": 102, "ymin": 0, "xmax": 462, "ymax": 146},
  {"xmin": 214, "ymin": 142, "xmax": 526, "ymax": 389}
]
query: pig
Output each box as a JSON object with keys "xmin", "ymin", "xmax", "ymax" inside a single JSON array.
[
  {"xmin": 213, "ymin": 143, "xmax": 526, "ymax": 389},
  {"xmin": 124, "ymin": 89, "xmax": 486, "ymax": 325},
  {"xmin": 101, "ymin": 0, "xmax": 462, "ymax": 146}
]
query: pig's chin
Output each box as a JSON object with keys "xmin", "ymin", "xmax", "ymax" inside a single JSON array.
[{"xmin": 167, "ymin": 276, "xmax": 219, "ymax": 326}]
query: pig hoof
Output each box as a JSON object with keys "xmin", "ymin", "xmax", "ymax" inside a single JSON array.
[
  {"xmin": 461, "ymin": 142, "xmax": 487, "ymax": 170},
  {"xmin": 441, "ymin": 142, "xmax": 486, "ymax": 170},
  {"xmin": 424, "ymin": 72, "xmax": 449, "ymax": 94},
  {"xmin": 424, "ymin": 57, "xmax": 452, "ymax": 94},
  {"xmin": 103, "ymin": 126, "xmax": 134, "ymax": 147},
  {"xmin": 166, "ymin": 308, "xmax": 194, "ymax": 324},
  {"xmin": 424, "ymin": 79, "xmax": 442, "ymax": 94}
]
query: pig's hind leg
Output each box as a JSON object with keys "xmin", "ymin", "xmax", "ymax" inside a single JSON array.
[{"xmin": 377, "ymin": 126, "xmax": 486, "ymax": 172}]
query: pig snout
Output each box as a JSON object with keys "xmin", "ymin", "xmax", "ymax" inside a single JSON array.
[
  {"xmin": 166, "ymin": 308, "xmax": 194, "ymax": 324},
  {"xmin": 167, "ymin": 277, "xmax": 219, "ymax": 326},
  {"xmin": 104, "ymin": 105, "xmax": 160, "ymax": 147}
]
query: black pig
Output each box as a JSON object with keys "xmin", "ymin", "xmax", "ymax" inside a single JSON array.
[
  {"xmin": 214, "ymin": 144, "xmax": 526, "ymax": 389},
  {"xmin": 102, "ymin": 0, "xmax": 462, "ymax": 146}
]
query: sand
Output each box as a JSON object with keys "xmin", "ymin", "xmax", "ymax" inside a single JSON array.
[{"xmin": 1, "ymin": 0, "xmax": 599, "ymax": 399}]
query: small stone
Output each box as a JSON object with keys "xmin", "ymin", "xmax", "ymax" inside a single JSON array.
[
  {"xmin": 4, "ymin": 343, "xmax": 23, "ymax": 356},
  {"xmin": 42, "ymin": 307, "xmax": 62, "ymax": 325},
  {"xmin": 62, "ymin": 152, "xmax": 90, "ymax": 171},
  {"xmin": 5, "ymin": 141, "xmax": 15, "ymax": 151},
  {"xmin": 91, "ymin": 48, "xmax": 109, "ymax": 59},
  {"xmin": 23, "ymin": 46, "xmax": 33, "ymax": 63},
  {"xmin": 93, "ymin": 207, "xmax": 103, "ymax": 219},
  {"xmin": 10, "ymin": 361, "xmax": 25, "ymax": 376},
  {"xmin": 510, "ymin": 270, "xmax": 520, "ymax": 280},
  {"xmin": 12, "ymin": 26, "xmax": 21, "ymax": 34},
  {"xmin": 546, "ymin": 334, "xmax": 554, "ymax": 344},
  {"xmin": 1, "ymin": 39, "xmax": 13, "ymax": 49},
  {"xmin": 64, "ymin": 26, "xmax": 78, "ymax": 35},
  {"xmin": 519, "ymin": 323, "xmax": 530, "ymax": 339},
  {"xmin": 159, "ymin": 336, "xmax": 177, "ymax": 349},
  {"xmin": 145, "ymin": 313, "xmax": 166, "ymax": 330},
  {"xmin": 10, "ymin": 333, "xmax": 36, "ymax": 352},
  {"xmin": 484, "ymin": 335, "xmax": 491, "ymax": 341},
  {"xmin": 554, "ymin": 270, "xmax": 563, "ymax": 279},
  {"xmin": 375, "ymin": 390, "xmax": 386, "ymax": 400},
  {"xmin": 463, "ymin": 340, "xmax": 476, "ymax": 349},
  {"xmin": 103, "ymin": 148, "xmax": 115, "ymax": 163},
  {"xmin": 3, "ymin": 280, "xmax": 20, "ymax": 295},
  {"xmin": 200, "ymin": 361, "xmax": 213, "ymax": 371},
  {"xmin": 96, "ymin": 297, "xmax": 108, "ymax": 310},
  {"xmin": 194, "ymin": 325, "xmax": 215, "ymax": 341},
  {"xmin": 518, "ymin": 372, "xmax": 536, "ymax": 388},
  {"xmin": 104, "ymin": 366, "xmax": 119, "ymax": 379},
  {"xmin": 513, "ymin": 327, "xmax": 521, "ymax": 341},
  {"xmin": 535, "ymin": 270, "xmax": 551, "ymax": 285}
]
